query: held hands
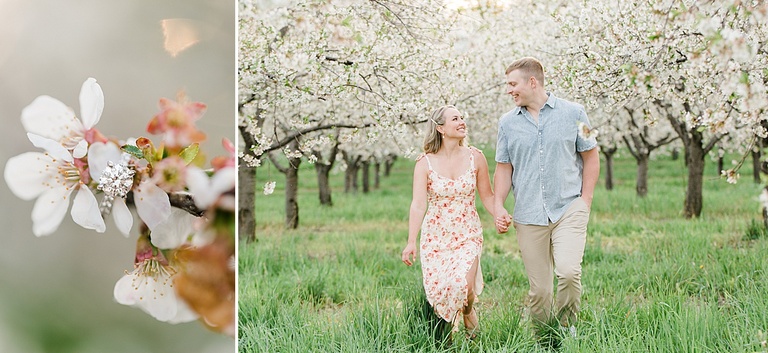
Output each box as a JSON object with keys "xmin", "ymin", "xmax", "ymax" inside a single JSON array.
[
  {"xmin": 495, "ymin": 210, "xmax": 513, "ymax": 234},
  {"xmin": 401, "ymin": 242, "xmax": 417, "ymax": 266}
]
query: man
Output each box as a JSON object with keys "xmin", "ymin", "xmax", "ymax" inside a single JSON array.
[{"xmin": 493, "ymin": 57, "xmax": 599, "ymax": 336}]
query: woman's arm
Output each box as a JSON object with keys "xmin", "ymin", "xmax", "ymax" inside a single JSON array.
[
  {"xmin": 402, "ymin": 157, "xmax": 429, "ymax": 266},
  {"xmin": 472, "ymin": 147, "xmax": 495, "ymax": 217}
]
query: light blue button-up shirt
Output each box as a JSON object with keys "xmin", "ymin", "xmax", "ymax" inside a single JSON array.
[{"xmin": 495, "ymin": 93, "xmax": 597, "ymax": 226}]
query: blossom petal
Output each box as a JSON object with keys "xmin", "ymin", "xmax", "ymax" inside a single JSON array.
[
  {"xmin": 134, "ymin": 180, "xmax": 171, "ymax": 230},
  {"xmin": 27, "ymin": 133, "xmax": 73, "ymax": 163},
  {"xmin": 31, "ymin": 185, "xmax": 74, "ymax": 236},
  {"xmin": 4, "ymin": 152, "xmax": 57, "ymax": 200},
  {"xmin": 79, "ymin": 77, "xmax": 104, "ymax": 129},
  {"xmin": 88, "ymin": 142, "xmax": 124, "ymax": 182},
  {"xmin": 112, "ymin": 198, "xmax": 133, "ymax": 237},
  {"xmin": 191, "ymin": 228, "xmax": 216, "ymax": 247},
  {"xmin": 118, "ymin": 268, "xmax": 177, "ymax": 322},
  {"xmin": 166, "ymin": 297, "xmax": 199, "ymax": 324},
  {"xmin": 114, "ymin": 274, "xmax": 138, "ymax": 305},
  {"xmin": 20, "ymin": 95, "xmax": 82, "ymax": 141},
  {"xmin": 185, "ymin": 167, "xmax": 210, "ymax": 208},
  {"xmin": 187, "ymin": 166, "xmax": 235, "ymax": 209},
  {"xmin": 139, "ymin": 279, "xmax": 178, "ymax": 322},
  {"xmin": 113, "ymin": 270, "xmax": 177, "ymax": 319},
  {"xmin": 72, "ymin": 139, "xmax": 88, "ymax": 159},
  {"xmin": 210, "ymin": 166, "xmax": 236, "ymax": 196},
  {"xmin": 150, "ymin": 207, "xmax": 197, "ymax": 249},
  {"xmin": 71, "ymin": 186, "xmax": 106, "ymax": 233}
]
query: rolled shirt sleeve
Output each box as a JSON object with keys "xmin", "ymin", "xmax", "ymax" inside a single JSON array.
[
  {"xmin": 575, "ymin": 107, "xmax": 598, "ymax": 152},
  {"xmin": 495, "ymin": 117, "xmax": 511, "ymax": 164}
]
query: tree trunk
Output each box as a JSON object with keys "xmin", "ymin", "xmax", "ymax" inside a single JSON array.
[
  {"xmin": 763, "ymin": 205, "xmax": 768, "ymax": 230},
  {"xmin": 717, "ymin": 153, "xmax": 724, "ymax": 176},
  {"xmin": 659, "ymin": 99, "xmax": 723, "ymax": 219},
  {"xmin": 763, "ymin": 186, "xmax": 768, "ymax": 229},
  {"xmin": 315, "ymin": 163, "xmax": 333, "ymax": 206},
  {"xmin": 271, "ymin": 139, "xmax": 303, "ymax": 229},
  {"xmin": 343, "ymin": 152, "xmax": 361, "ymax": 193},
  {"xmin": 345, "ymin": 163, "xmax": 359, "ymax": 193},
  {"xmin": 384, "ymin": 155, "xmax": 397, "ymax": 176},
  {"xmin": 285, "ymin": 155, "xmax": 301, "ymax": 229},
  {"xmin": 752, "ymin": 148, "xmax": 761, "ymax": 184},
  {"xmin": 312, "ymin": 133, "xmax": 340, "ymax": 207},
  {"xmin": 374, "ymin": 162, "xmax": 381, "ymax": 189},
  {"xmin": 637, "ymin": 154, "xmax": 649, "ymax": 197},
  {"xmin": 238, "ymin": 165, "xmax": 256, "ymax": 242},
  {"xmin": 684, "ymin": 132, "xmax": 705, "ymax": 218},
  {"xmin": 361, "ymin": 160, "xmax": 370, "ymax": 193},
  {"xmin": 601, "ymin": 147, "xmax": 616, "ymax": 191}
]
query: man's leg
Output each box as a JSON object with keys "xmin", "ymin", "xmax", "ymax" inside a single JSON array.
[
  {"xmin": 551, "ymin": 198, "xmax": 590, "ymax": 327},
  {"xmin": 515, "ymin": 222, "xmax": 554, "ymax": 324}
]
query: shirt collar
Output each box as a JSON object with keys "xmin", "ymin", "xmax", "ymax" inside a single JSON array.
[
  {"xmin": 514, "ymin": 92, "xmax": 557, "ymax": 115},
  {"xmin": 544, "ymin": 92, "xmax": 557, "ymax": 108}
]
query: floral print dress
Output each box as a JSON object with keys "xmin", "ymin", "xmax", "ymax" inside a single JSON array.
[{"xmin": 419, "ymin": 149, "xmax": 484, "ymax": 326}]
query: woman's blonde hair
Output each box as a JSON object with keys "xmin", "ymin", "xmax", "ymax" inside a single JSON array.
[{"xmin": 423, "ymin": 105, "xmax": 466, "ymax": 154}]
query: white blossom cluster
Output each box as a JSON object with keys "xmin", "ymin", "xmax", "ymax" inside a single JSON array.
[{"xmin": 4, "ymin": 78, "xmax": 236, "ymax": 335}]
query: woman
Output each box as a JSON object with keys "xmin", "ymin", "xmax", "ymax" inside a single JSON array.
[{"xmin": 401, "ymin": 105, "xmax": 494, "ymax": 339}]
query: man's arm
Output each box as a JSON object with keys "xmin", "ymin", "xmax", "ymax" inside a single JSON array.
[
  {"xmin": 493, "ymin": 162, "xmax": 513, "ymax": 233},
  {"xmin": 579, "ymin": 147, "xmax": 600, "ymax": 208}
]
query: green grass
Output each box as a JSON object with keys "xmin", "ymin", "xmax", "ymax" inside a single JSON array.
[{"xmin": 240, "ymin": 150, "xmax": 768, "ymax": 352}]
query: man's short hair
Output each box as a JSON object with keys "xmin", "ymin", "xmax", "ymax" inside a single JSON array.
[{"xmin": 505, "ymin": 57, "xmax": 545, "ymax": 84}]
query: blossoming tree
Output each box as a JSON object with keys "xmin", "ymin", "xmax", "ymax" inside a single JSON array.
[
  {"xmin": 550, "ymin": 0, "xmax": 767, "ymax": 217},
  {"xmin": 238, "ymin": 0, "xmax": 514, "ymax": 232}
]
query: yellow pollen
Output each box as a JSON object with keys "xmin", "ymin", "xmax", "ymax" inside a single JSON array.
[{"xmin": 167, "ymin": 110, "xmax": 187, "ymax": 127}]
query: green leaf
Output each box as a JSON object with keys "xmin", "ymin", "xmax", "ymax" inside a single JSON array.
[
  {"xmin": 179, "ymin": 143, "xmax": 200, "ymax": 165},
  {"xmin": 122, "ymin": 144, "xmax": 144, "ymax": 159},
  {"xmin": 739, "ymin": 71, "xmax": 749, "ymax": 84}
]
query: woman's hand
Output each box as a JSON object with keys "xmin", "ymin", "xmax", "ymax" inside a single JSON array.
[
  {"xmin": 401, "ymin": 242, "xmax": 417, "ymax": 266},
  {"xmin": 495, "ymin": 210, "xmax": 512, "ymax": 234}
]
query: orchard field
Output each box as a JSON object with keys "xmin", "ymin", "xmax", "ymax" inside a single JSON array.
[{"xmin": 239, "ymin": 150, "xmax": 768, "ymax": 352}]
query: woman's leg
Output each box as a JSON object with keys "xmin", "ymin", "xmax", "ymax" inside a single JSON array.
[
  {"xmin": 464, "ymin": 255, "xmax": 480, "ymax": 313},
  {"xmin": 463, "ymin": 255, "xmax": 480, "ymax": 337}
]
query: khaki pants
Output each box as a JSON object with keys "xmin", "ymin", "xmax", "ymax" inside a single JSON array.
[{"xmin": 514, "ymin": 198, "xmax": 590, "ymax": 326}]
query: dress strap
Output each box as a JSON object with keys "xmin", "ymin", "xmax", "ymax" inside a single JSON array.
[
  {"xmin": 468, "ymin": 146, "xmax": 479, "ymax": 171},
  {"xmin": 423, "ymin": 154, "xmax": 434, "ymax": 171}
]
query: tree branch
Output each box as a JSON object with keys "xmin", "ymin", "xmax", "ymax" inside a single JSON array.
[
  {"xmin": 622, "ymin": 135, "xmax": 640, "ymax": 160},
  {"xmin": 261, "ymin": 122, "xmax": 377, "ymax": 156},
  {"xmin": 169, "ymin": 192, "xmax": 205, "ymax": 217}
]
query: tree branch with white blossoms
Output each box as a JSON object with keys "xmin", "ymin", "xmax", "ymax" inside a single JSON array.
[{"xmin": 4, "ymin": 78, "xmax": 235, "ymax": 336}]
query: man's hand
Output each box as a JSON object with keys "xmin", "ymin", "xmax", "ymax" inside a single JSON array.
[{"xmin": 495, "ymin": 210, "xmax": 513, "ymax": 234}]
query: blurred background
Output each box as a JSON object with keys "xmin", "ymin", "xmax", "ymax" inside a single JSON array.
[{"xmin": 0, "ymin": 0, "xmax": 235, "ymax": 352}]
